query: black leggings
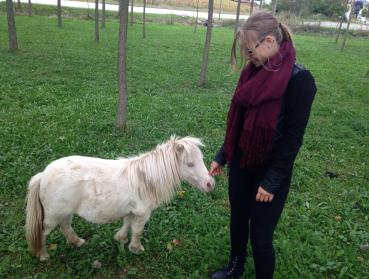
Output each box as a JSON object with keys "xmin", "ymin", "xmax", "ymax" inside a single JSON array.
[{"xmin": 228, "ymin": 164, "xmax": 291, "ymax": 279}]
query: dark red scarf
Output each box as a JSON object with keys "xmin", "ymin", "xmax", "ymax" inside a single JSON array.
[{"xmin": 224, "ymin": 41, "xmax": 296, "ymax": 168}]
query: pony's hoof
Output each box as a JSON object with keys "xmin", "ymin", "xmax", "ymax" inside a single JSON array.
[
  {"xmin": 114, "ymin": 233, "xmax": 128, "ymax": 244},
  {"xmin": 128, "ymin": 244, "xmax": 145, "ymax": 254},
  {"xmin": 39, "ymin": 254, "xmax": 50, "ymax": 262},
  {"xmin": 69, "ymin": 238, "xmax": 85, "ymax": 247},
  {"xmin": 75, "ymin": 238, "xmax": 85, "ymax": 247}
]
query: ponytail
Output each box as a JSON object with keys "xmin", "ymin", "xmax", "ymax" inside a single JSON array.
[
  {"xmin": 230, "ymin": 33, "xmax": 240, "ymax": 71},
  {"xmin": 279, "ymin": 22, "xmax": 293, "ymax": 44}
]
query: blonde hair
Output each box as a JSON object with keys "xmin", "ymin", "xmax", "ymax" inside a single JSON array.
[{"xmin": 231, "ymin": 11, "xmax": 293, "ymax": 70}]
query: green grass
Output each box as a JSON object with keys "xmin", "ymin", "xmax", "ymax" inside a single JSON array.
[{"xmin": 1, "ymin": 8, "xmax": 369, "ymax": 279}]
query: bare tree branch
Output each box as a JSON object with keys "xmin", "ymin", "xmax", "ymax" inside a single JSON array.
[
  {"xmin": 95, "ymin": 0, "xmax": 99, "ymax": 42},
  {"xmin": 6, "ymin": 0, "xmax": 18, "ymax": 52},
  {"xmin": 102, "ymin": 0, "xmax": 106, "ymax": 28},
  {"xmin": 130, "ymin": 0, "xmax": 134, "ymax": 26},
  {"xmin": 143, "ymin": 0, "xmax": 146, "ymax": 38},
  {"xmin": 57, "ymin": 0, "xmax": 62, "ymax": 27},
  {"xmin": 198, "ymin": 0, "xmax": 214, "ymax": 86},
  {"xmin": 28, "ymin": 0, "xmax": 32, "ymax": 16},
  {"xmin": 116, "ymin": 0, "xmax": 129, "ymax": 129}
]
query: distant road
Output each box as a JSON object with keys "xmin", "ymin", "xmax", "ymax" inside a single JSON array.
[
  {"xmin": 4, "ymin": 0, "xmax": 369, "ymax": 30},
  {"xmin": 11, "ymin": 0, "xmax": 249, "ymax": 20}
]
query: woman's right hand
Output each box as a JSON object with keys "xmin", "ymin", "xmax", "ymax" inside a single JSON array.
[{"xmin": 209, "ymin": 161, "xmax": 223, "ymax": 176}]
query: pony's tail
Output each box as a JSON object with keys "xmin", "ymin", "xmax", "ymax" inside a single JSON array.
[{"xmin": 25, "ymin": 173, "xmax": 44, "ymax": 256}]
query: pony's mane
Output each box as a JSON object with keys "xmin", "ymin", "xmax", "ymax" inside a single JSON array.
[{"xmin": 121, "ymin": 136, "xmax": 203, "ymax": 206}]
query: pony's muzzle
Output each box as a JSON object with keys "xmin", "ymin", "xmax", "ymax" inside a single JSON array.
[{"xmin": 206, "ymin": 176, "xmax": 215, "ymax": 192}]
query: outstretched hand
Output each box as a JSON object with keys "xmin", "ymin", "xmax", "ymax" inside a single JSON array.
[
  {"xmin": 256, "ymin": 186, "xmax": 274, "ymax": 202},
  {"xmin": 209, "ymin": 161, "xmax": 223, "ymax": 176}
]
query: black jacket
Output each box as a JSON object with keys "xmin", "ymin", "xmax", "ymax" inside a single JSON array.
[{"xmin": 215, "ymin": 64, "xmax": 317, "ymax": 194}]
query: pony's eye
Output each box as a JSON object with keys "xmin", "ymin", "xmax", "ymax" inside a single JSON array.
[{"xmin": 187, "ymin": 162, "xmax": 195, "ymax": 167}]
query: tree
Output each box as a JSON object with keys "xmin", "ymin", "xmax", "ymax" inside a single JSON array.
[
  {"xmin": 95, "ymin": 0, "xmax": 99, "ymax": 42},
  {"xmin": 309, "ymin": 0, "xmax": 345, "ymax": 17},
  {"xmin": 234, "ymin": 0, "xmax": 241, "ymax": 35},
  {"xmin": 362, "ymin": 6, "xmax": 369, "ymax": 17},
  {"xmin": 28, "ymin": 0, "xmax": 32, "ymax": 16},
  {"xmin": 102, "ymin": 0, "xmax": 106, "ymax": 28},
  {"xmin": 57, "ymin": 0, "xmax": 62, "ymax": 27},
  {"xmin": 259, "ymin": 0, "xmax": 263, "ymax": 8},
  {"xmin": 130, "ymin": 0, "xmax": 134, "ymax": 26},
  {"xmin": 17, "ymin": 0, "xmax": 21, "ymax": 11},
  {"xmin": 116, "ymin": 0, "xmax": 129, "ymax": 129},
  {"xmin": 335, "ymin": 15, "xmax": 345, "ymax": 43},
  {"xmin": 6, "ymin": 0, "xmax": 18, "ymax": 52},
  {"xmin": 250, "ymin": 0, "xmax": 255, "ymax": 15},
  {"xmin": 143, "ymin": 0, "xmax": 146, "ymax": 38},
  {"xmin": 276, "ymin": 0, "xmax": 345, "ymax": 17},
  {"xmin": 335, "ymin": 0, "xmax": 349, "ymax": 44},
  {"xmin": 194, "ymin": 0, "xmax": 199, "ymax": 33},
  {"xmin": 218, "ymin": 0, "xmax": 223, "ymax": 21},
  {"xmin": 341, "ymin": 4, "xmax": 352, "ymax": 51},
  {"xmin": 198, "ymin": 0, "xmax": 214, "ymax": 86},
  {"xmin": 273, "ymin": 0, "xmax": 278, "ymax": 14}
]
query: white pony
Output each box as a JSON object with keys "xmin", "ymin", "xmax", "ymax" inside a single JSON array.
[{"xmin": 26, "ymin": 136, "xmax": 215, "ymax": 261}]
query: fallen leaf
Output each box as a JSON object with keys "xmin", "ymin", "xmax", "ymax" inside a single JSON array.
[
  {"xmin": 48, "ymin": 243, "xmax": 58, "ymax": 251},
  {"xmin": 92, "ymin": 260, "xmax": 102, "ymax": 269},
  {"xmin": 166, "ymin": 243, "xmax": 173, "ymax": 251},
  {"xmin": 334, "ymin": 215, "xmax": 342, "ymax": 221},
  {"xmin": 172, "ymin": 238, "xmax": 181, "ymax": 246},
  {"xmin": 177, "ymin": 190, "xmax": 186, "ymax": 198}
]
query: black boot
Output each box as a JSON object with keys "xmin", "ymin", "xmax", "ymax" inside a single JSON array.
[{"xmin": 210, "ymin": 256, "xmax": 245, "ymax": 279}]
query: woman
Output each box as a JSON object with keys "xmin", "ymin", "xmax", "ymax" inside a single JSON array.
[{"xmin": 209, "ymin": 12, "xmax": 317, "ymax": 279}]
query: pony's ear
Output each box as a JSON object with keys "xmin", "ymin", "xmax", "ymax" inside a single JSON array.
[{"xmin": 174, "ymin": 143, "xmax": 184, "ymax": 155}]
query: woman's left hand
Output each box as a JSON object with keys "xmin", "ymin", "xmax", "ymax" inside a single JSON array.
[{"xmin": 256, "ymin": 186, "xmax": 274, "ymax": 202}]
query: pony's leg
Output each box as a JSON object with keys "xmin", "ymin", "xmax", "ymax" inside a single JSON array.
[
  {"xmin": 60, "ymin": 215, "xmax": 85, "ymax": 247},
  {"xmin": 114, "ymin": 214, "xmax": 133, "ymax": 245},
  {"xmin": 128, "ymin": 212, "xmax": 151, "ymax": 254},
  {"xmin": 39, "ymin": 220, "xmax": 57, "ymax": 262}
]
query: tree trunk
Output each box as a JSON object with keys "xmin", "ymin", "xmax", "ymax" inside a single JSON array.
[
  {"xmin": 273, "ymin": 0, "xmax": 278, "ymax": 15},
  {"xmin": 101, "ymin": 0, "xmax": 106, "ymax": 28},
  {"xmin": 6, "ymin": 0, "xmax": 18, "ymax": 52},
  {"xmin": 116, "ymin": 0, "xmax": 129, "ymax": 129},
  {"xmin": 250, "ymin": 0, "xmax": 254, "ymax": 15},
  {"xmin": 335, "ymin": 0, "xmax": 349, "ymax": 43},
  {"xmin": 95, "ymin": 0, "xmax": 99, "ymax": 42},
  {"xmin": 28, "ymin": 0, "xmax": 32, "ymax": 16},
  {"xmin": 143, "ymin": 0, "xmax": 146, "ymax": 38},
  {"xmin": 194, "ymin": 0, "xmax": 199, "ymax": 33},
  {"xmin": 17, "ymin": 0, "xmax": 21, "ymax": 11},
  {"xmin": 218, "ymin": 0, "xmax": 222, "ymax": 21},
  {"xmin": 198, "ymin": 0, "xmax": 214, "ymax": 86},
  {"xmin": 130, "ymin": 0, "xmax": 134, "ymax": 26},
  {"xmin": 341, "ymin": 7, "xmax": 352, "ymax": 51},
  {"xmin": 234, "ymin": 0, "xmax": 241, "ymax": 35},
  {"xmin": 366, "ymin": 68, "xmax": 369, "ymax": 77},
  {"xmin": 335, "ymin": 17, "xmax": 344, "ymax": 43},
  {"xmin": 259, "ymin": 0, "xmax": 263, "ymax": 8},
  {"xmin": 87, "ymin": 0, "xmax": 91, "ymax": 19},
  {"xmin": 57, "ymin": 0, "xmax": 62, "ymax": 27}
]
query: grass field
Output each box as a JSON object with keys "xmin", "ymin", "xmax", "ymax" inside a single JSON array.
[{"xmin": 1, "ymin": 7, "xmax": 369, "ymax": 279}]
